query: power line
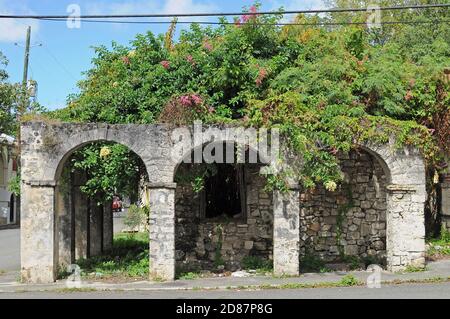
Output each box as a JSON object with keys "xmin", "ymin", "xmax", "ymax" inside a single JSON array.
[
  {"xmin": 36, "ymin": 18, "xmax": 450, "ymax": 26},
  {"xmin": 0, "ymin": 4, "xmax": 449, "ymax": 20},
  {"xmin": 39, "ymin": 43, "xmax": 77, "ymax": 81},
  {"xmin": 12, "ymin": 18, "xmax": 77, "ymax": 81}
]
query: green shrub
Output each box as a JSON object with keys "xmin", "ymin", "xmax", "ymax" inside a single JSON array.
[
  {"xmin": 179, "ymin": 272, "xmax": 201, "ymax": 280},
  {"xmin": 74, "ymin": 232, "xmax": 149, "ymax": 279},
  {"xmin": 241, "ymin": 256, "xmax": 272, "ymax": 271},
  {"xmin": 440, "ymin": 227, "xmax": 450, "ymax": 243},
  {"xmin": 299, "ymin": 253, "xmax": 326, "ymax": 272},
  {"xmin": 338, "ymin": 275, "xmax": 361, "ymax": 287},
  {"xmin": 124, "ymin": 205, "xmax": 149, "ymax": 231}
]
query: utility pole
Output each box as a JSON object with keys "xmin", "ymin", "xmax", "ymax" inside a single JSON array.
[
  {"xmin": 16, "ymin": 26, "xmax": 31, "ymax": 168},
  {"xmin": 20, "ymin": 26, "xmax": 31, "ymax": 117}
]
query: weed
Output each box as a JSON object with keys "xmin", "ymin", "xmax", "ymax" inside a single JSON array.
[
  {"xmin": 402, "ymin": 265, "xmax": 427, "ymax": 273},
  {"xmin": 241, "ymin": 256, "xmax": 273, "ymax": 273},
  {"xmin": 299, "ymin": 253, "xmax": 326, "ymax": 272},
  {"xmin": 56, "ymin": 287, "xmax": 98, "ymax": 293},
  {"xmin": 427, "ymin": 226, "xmax": 450, "ymax": 259},
  {"xmin": 69, "ymin": 232, "xmax": 149, "ymax": 280},
  {"xmin": 178, "ymin": 272, "xmax": 201, "ymax": 280},
  {"xmin": 337, "ymin": 274, "xmax": 362, "ymax": 286},
  {"xmin": 341, "ymin": 255, "xmax": 363, "ymax": 270}
]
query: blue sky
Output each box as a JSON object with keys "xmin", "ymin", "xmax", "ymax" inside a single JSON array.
[{"xmin": 0, "ymin": 0, "xmax": 325, "ymax": 110}]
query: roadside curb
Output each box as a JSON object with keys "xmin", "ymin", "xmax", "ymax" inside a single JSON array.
[
  {"xmin": 1, "ymin": 272, "xmax": 450, "ymax": 294},
  {"xmin": 0, "ymin": 224, "xmax": 20, "ymax": 231}
]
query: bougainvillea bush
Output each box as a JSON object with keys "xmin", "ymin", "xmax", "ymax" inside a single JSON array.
[{"xmin": 49, "ymin": 2, "xmax": 448, "ymax": 202}]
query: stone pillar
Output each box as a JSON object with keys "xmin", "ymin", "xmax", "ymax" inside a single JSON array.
[
  {"xmin": 89, "ymin": 199, "xmax": 103, "ymax": 257},
  {"xmin": 103, "ymin": 201, "xmax": 113, "ymax": 252},
  {"xmin": 148, "ymin": 183, "xmax": 176, "ymax": 281},
  {"xmin": 273, "ymin": 185, "xmax": 300, "ymax": 276},
  {"xmin": 73, "ymin": 173, "xmax": 89, "ymax": 260},
  {"xmin": 386, "ymin": 184, "xmax": 426, "ymax": 272},
  {"xmin": 55, "ymin": 183, "xmax": 73, "ymax": 267},
  {"xmin": 21, "ymin": 181, "xmax": 56, "ymax": 283},
  {"xmin": 440, "ymin": 174, "xmax": 450, "ymax": 232}
]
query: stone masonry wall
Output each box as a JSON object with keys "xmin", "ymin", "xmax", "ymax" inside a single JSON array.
[
  {"xmin": 175, "ymin": 151, "xmax": 388, "ymax": 270},
  {"xmin": 299, "ymin": 150, "xmax": 388, "ymax": 264},
  {"xmin": 175, "ymin": 165, "xmax": 273, "ymax": 272}
]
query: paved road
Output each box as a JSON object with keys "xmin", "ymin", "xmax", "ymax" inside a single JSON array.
[
  {"xmin": 1, "ymin": 282, "xmax": 449, "ymax": 299},
  {"xmin": 113, "ymin": 209, "xmax": 127, "ymax": 233},
  {"xmin": 0, "ymin": 229, "xmax": 20, "ymax": 271}
]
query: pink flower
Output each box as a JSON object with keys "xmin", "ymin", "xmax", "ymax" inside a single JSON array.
[
  {"xmin": 179, "ymin": 95, "xmax": 192, "ymax": 107},
  {"xmin": 186, "ymin": 55, "xmax": 195, "ymax": 66},
  {"xmin": 122, "ymin": 56, "xmax": 130, "ymax": 65},
  {"xmin": 203, "ymin": 40, "xmax": 213, "ymax": 52},
  {"xmin": 178, "ymin": 94, "xmax": 203, "ymax": 108},
  {"xmin": 191, "ymin": 94, "xmax": 202, "ymax": 105},
  {"xmin": 160, "ymin": 60, "xmax": 170, "ymax": 69},
  {"xmin": 256, "ymin": 67, "xmax": 268, "ymax": 87},
  {"xmin": 241, "ymin": 6, "xmax": 259, "ymax": 24},
  {"xmin": 242, "ymin": 14, "xmax": 252, "ymax": 23},
  {"xmin": 208, "ymin": 106, "xmax": 215, "ymax": 113}
]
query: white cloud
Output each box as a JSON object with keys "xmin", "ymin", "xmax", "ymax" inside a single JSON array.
[
  {"xmin": 0, "ymin": 1, "xmax": 40, "ymax": 43},
  {"xmin": 84, "ymin": 0, "xmax": 219, "ymax": 30},
  {"xmin": 86, "ymin": 0, "xmax": 218, "ymax": 17}
]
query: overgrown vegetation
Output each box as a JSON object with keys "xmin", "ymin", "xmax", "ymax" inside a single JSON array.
[
  {"xmin": 336, "ymin": 184, "xmax": 354, "ymax": 257},
  {"xmin": 299, "ymin": 253, "xmax": 331, "ymax": 273},
  {"xmin": 123, "ymin": 205, "xmax": 150, "ymax": 231},
  {"xmin": 427, "ymin": 226, "xmax": 450, "ymax": 260},
  {"xmin": 69, "ymin": 142, "xmax": 147, "ymax": 205},
  {"xmin": 178, "ymin": 272, "xmax": 202, "ymax": 280},
  {"xmin": 75, "ymin": 232, "xmax": 149, "ymax": 280},
  {"xmin": 241, "ymin": 256, "xmax": 273, "ymax": 273},
  {"xmin": 338, "ymin": 274, "xmax": 361, "ymax": 286},
  {"xmin": 0, "ymin": 2, "xmax": 448, "ymax": 238},
  {"xmin": 37, "ymin": 1, "xmax": 448, "ymax": 199},
  {"xmin": 403, "ymin": 265, "xmax": 428, "ymax": 273}
]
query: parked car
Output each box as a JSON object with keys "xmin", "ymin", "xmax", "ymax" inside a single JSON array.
[{"xmin": 112, "ymin": 196, "xmax": 123, "ymax": 213}]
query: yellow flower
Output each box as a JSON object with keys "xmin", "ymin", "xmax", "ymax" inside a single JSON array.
[
  {"xmin": 100, "ymin": 146, "xmax": 111, "ymax": 158},
  {"xmin": 433, "ymin": 171, "xmax": 439, "ymax": 184},
  {"xmin": 128, "ymin": 50, "xmax": 136, "ymax": 58},
  {"xmin": 324, "ymin": 181, "xmax": 337, "ymax": 192}
]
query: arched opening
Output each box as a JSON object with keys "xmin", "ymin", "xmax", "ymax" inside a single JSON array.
[
  {"xmin": 54, "ymin": 140, "xmax": 150, "ymax": 279},
  {"xmin": 299, "ymin": 148, "xmax": 389, "ymax": 271},
  {"xmin": 174, "ymin": 142, "xmax": 273, "ymax": 275}
]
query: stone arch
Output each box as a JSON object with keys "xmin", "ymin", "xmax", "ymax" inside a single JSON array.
[
  {"xmin": 169, "ymin": 132, "xmax": 300, "ymax": 276},
  {"xmin": 51, "ymin": 127, "xmax": 150, "ymax": 183},
  {"xmin": 19, "ymin": 122, "xmax": 162, "ymax": 283},
  {"xmin": 52, "ymin": 135, "xmax": 150, "ymax": 269},
  {"xmin": 170, "ymin": 134, "xmax": 275, "ymax": 181},
  {"xmin": 19, "ymin": 122, "xmax": 427, "ymax": 283},
  {"xmin": 172, "ymin": 140, "xmax": 274, "ymax": 273},
  {"xmin": 356, "ymin": 142, "xmax": 426, "ymax": 271}
]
